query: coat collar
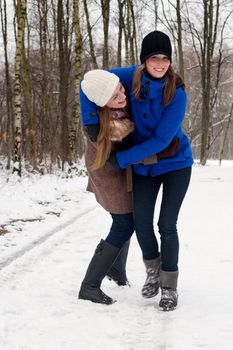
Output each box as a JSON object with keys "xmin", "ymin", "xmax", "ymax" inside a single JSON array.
[{"xmin": 141, "ymin": 72, "xmax": 164, "ymax": 99}]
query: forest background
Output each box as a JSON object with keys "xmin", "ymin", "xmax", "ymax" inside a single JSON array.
[{"xmin": 0, "ymin": 0, "xmax": 232, "ymax": 175}]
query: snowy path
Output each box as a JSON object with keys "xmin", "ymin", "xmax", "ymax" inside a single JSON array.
[
  {"xmin": 0, "ymin": 202, "xmax": 96, "ymax": 271},
  {"xmin": 0, "ymin": 165, "xmax": 233, "ymax": 349}
]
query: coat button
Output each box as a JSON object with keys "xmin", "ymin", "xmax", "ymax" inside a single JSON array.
[
  {"xmin": 90, "ymin": 112, "xmax": 95, "ymax": 117},
  {"xmin": 145, "ymin": 125, "xmax": 152, "ymax": 131},
  {"xmin": 143, "ymin": 112, "xmax": 147, "ymax": 118}
]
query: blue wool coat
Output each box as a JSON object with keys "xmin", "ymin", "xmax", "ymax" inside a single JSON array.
[{"xmin": 80, "ymin": 65, "xmax": 193, "ymax": 176}]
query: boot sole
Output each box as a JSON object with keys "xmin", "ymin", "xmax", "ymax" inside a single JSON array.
[
  {"xmin": 106, "ymin": 275, "xmax": 130, "ymax": 287},
  {"xmin": 142, "ymin": 289, "xmax": 159, "ymax": 299},
  {"xmin": 158, "ymin": 304, "xmax": 177, "ymax": 311},
  {"xmin": 78, "ymin": 294, "xmax": 116, "ymax": 305}
]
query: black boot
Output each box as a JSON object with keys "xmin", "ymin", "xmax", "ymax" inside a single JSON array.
[
  {"xmin": 78, "ymin": 239, "xmax": 120, "ymax": 305},
  {"xmin": 106, "ymin": 240, "xmax": 130, "ymax": 286},
  {"xmin": 159, "ymin": 270, "xmax": 178, "ymax": 311}
]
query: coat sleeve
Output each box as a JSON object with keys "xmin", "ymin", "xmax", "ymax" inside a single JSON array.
[
  {"xmin": 80, "ymin": 82, "xmax": 100, "ymax": 125},
  {"xmin": 115, "ymin": 88, "xmax": 187, "ymax": 168},
  {"xmin": 79, "ymin": 67, "xmax": 135, "ymax": 125},
  {"xmin": 108, "ymin": 66, "xmax": 136, "ymax": 93}
]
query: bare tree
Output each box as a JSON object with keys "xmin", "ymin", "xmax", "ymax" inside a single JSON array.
[
  {"xmin": 183, "ymin": 0, "xmax": 233, "ymax": 163},
  {"xmin": 57, "ymin": 0, "xmax": 70, "ymax": 169},
  {"xmin": 123, "ymin": 0, "xmax": 137, "ymax": 65},
  {"xmin": 36, "ymin": 0, "xmax": 50, "ymax": 164},
  {"xmin": 219, "ymin": 103, "xmax": 233, "ymax": 165},
  {"xmin": 22, "ymin": 19, "xmax": 37, "ymax": 170},
  {"xmin": 68, "ymin": 0, "xmax": 83, "ymax": 165},
  {"xmin": 0, "ymin": 0, "xmax": 13, "ymax": 169},
  {"xmin": 100, "ymin": 0, "xmax": 110, "ymax": 68},
  {"xmin": 13, "ymin": 0, "xmax": 27, "ymax": 176},
  {"xmin": 154, "ymin": 0, "xmax": 159, "ymax": 29},
  {"xmin": 117, "ymin": 0, "xmax": 126, "ymax": 67},
  {"xmin": 83, "ymin": 0, "xmax": 98, "ymax": 68},
  {"xmin": 176, "ymin": 0, "xmax": 184, "ymax": 79}
]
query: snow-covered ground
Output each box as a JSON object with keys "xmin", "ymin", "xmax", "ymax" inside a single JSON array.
[{"xmin": 0, "ymin": 161, "xmax": 233, "ymax": 350}]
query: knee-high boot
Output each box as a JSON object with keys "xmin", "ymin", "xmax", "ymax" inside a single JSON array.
[
  {"xmin": 106, "ymin": 239, "xmax": 130, "ymax": 286},
  {"xmin": 78, "ymin": 239, "xmax": 120, "ymax": 305}
]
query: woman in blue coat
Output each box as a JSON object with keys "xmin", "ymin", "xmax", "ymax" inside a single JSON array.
[{"xmin": 80, "ymin": 31, "xmax": 193, "ymax": 311}]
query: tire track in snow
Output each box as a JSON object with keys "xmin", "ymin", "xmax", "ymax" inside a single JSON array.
[
  {"xmin": 0, "ymin": 203, "xmax": 97, "ymax": 271},
  {"xmin": 123, "ymin": 306, "xmax": 173, "ymax": 350}
]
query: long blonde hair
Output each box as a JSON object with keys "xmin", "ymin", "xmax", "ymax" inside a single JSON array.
[
  {"xmin": 132, "ymin": 64, "xmax": 184, "ymax": 106},
  {"xmin": 91, "ymin": 106, "xmax": 112, "ymax": 170}
]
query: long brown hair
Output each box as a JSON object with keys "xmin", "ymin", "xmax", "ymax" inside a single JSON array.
[
  {"xmin": 91, "ymin": 106, "xmax": 112, "ymax": 170},
  {"xmin": 133, "ymin": 64, "xmax": 184, "ymax": 106}
]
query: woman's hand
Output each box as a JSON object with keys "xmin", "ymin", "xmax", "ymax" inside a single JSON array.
[{"xmin": 140, "ymin": 137, "xmax": 180, "ymax": 165}]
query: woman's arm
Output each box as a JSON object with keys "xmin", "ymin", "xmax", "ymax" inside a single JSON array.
[
  {"xmin": 80, "ymin": 66, "xmax": 135, "ymax": 126},
  {"xmin": 108, "ymin": 66, "xmax": 136, "ymax": 94},
  {"xmin": 115, "ymin": 88, "xmax": 187, "ymax": 168},
  {"xmin": 80, "ymin": 82, "xmax": 100, "ymax": 125}
]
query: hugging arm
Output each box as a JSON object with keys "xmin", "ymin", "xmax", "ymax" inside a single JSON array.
[
  {"xmin": 80, "ymin": 81, "xmax": 100, "ymax": 125},
  {"xmin": 141, "ymin": 137, "xmax": 180, "ymax": 165},
  {"xmin": 80, "ymin": 67, "xmax": 135, "ymax": 126},
  {"xmin": 114, "ymin": 88, "xmax": 187, "ymax": 168},
  {"xmin": 108, "ymin": 137, "xmax": 180, "ymax": 168}
]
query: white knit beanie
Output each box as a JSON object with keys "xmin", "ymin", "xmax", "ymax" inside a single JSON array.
[{"xmin": 81, "ymin": 69, "xmax": 120, "ymax": 107}]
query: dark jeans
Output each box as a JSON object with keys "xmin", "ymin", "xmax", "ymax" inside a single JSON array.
[
  {"xmin": 133, "ymin": 167, "xmax": 191, "ymax": 271},
  {"xmin": 105, "ymin": 212, "xmax": 134, "ymax": 248}
]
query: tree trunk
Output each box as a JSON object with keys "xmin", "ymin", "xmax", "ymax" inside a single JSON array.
[
  {"xmin": 200, "ymin": 0, "xmax": 217, "ymax": 165},
  {"xmin": 176, "ymin": 0, "xmax": 184, "ymax": 80},
  {"xmin": 22, "ymin": 26, "xmax": 37, "ymax": 170},
  {"xmin": 128, "ymin": 0, "xmax": 137, "ymax": 64},
  {"xmin": 13, "ymin": 0, "xmax": 27, "ymax": 176},
  {"xmin": 57, "ymin": 0, "xmax": 69, "ymax": 170},
  {"xmin": 123, "ymin": 20, "xmax": 129, "ymax": 66},
  {"xmin": 154, "ymin": 0, "xmax": 159, "ymax": 29},
  {"xmin": 0, "ymin": 0, "xmax": 13, "ymax": 169},
  {"xmin": 37, "ymin": 0, "xmax": 50, "ymax": 165},
  {"xmin": 117, "ymin": 0, "xmax": 125, "ymax": 67},
  {"xmin": 100, "ymin": 0, "xmax": 110, "ymax": 69},
  {"xmin": 68, "ymin": 0, "xmax": 83, "ymax": 165},
  {"xmin": 219, "ymin": 103, "xmax": 233, "ymax": 165},
  {"xmin": 83, "ymin": 0, "xmax": 98, "ymax": 68}
]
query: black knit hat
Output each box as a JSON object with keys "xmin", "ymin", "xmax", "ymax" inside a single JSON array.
[{"xmin": 140, "ymin": 30, "xmax": 172, "ymax": 64}]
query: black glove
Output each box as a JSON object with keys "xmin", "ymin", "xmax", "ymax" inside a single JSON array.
[
  {"xmin": 107, "ymin": 152, "xmax": 121, "ymax": 169},
  {"xmin": 85, "ymin": 124, "xmax": 100, "ymax": 142}
]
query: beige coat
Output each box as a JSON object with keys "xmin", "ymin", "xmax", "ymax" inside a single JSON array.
[{"xmin": 83, "ymin": 127, "xmax": 133, "ymax": 214}]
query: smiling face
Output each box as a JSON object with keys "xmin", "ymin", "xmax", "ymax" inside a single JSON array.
[
  {"xmin": 106, "ymin": 83, "xmax": 127, "ymax": 109},
  {"xmin": 145, "ymin": 54, "xmax": 170, "ymax": 78}
]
